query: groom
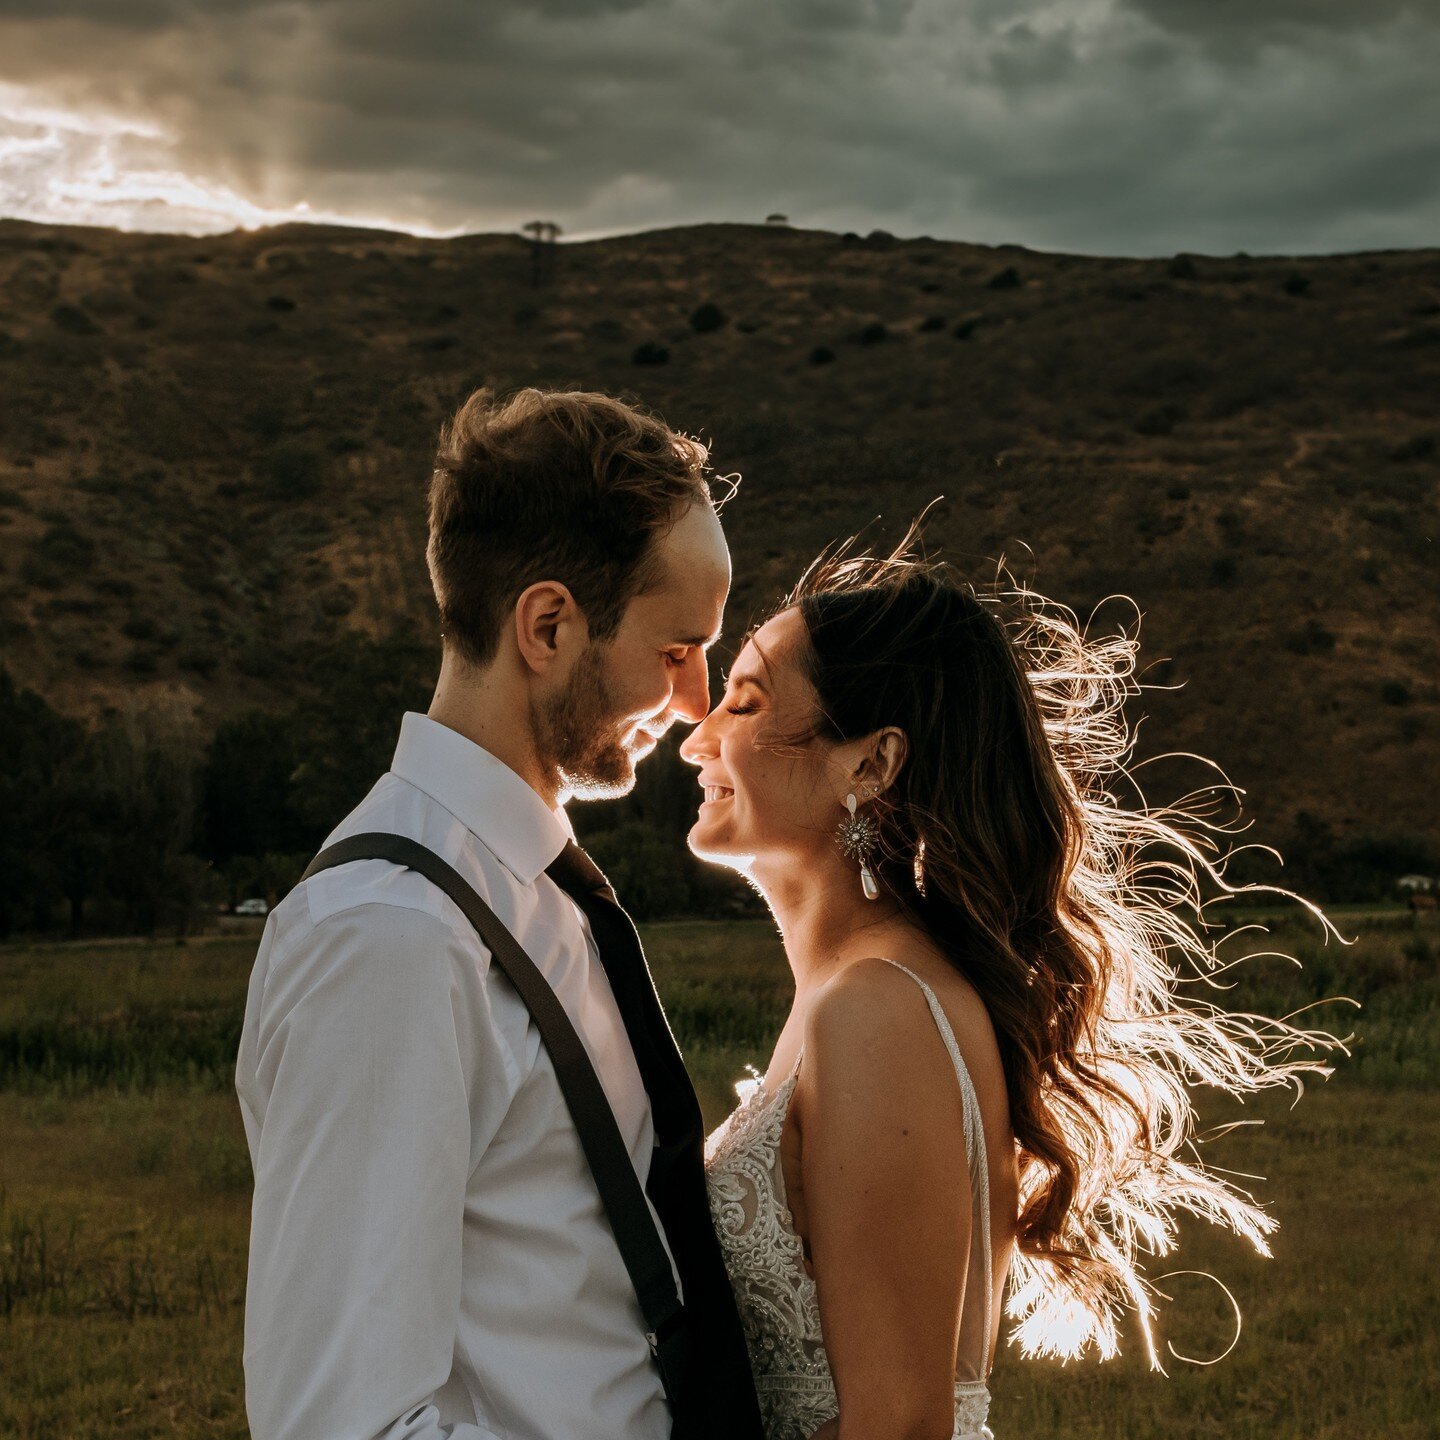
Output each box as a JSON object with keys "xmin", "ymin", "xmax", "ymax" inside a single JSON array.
[{"xmin": 236, "ymin": 387, "xmax": 763, "ymax": 1440}]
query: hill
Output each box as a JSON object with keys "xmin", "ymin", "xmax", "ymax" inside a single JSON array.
[{"xmin": 0, "ymin": 218, "xmax": 1436, "ymax": 848}]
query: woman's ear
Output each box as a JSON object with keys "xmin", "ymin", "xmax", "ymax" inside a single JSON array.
[{"xmin": 852, "ymin": 727, "xmax": 909, "ymax": 799}]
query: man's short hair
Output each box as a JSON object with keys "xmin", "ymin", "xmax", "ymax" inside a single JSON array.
[{"xmin": 427, "ymin": 387, "xmax": 714, "ymax": 667}]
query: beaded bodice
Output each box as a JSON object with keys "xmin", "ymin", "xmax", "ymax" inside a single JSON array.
[{"xmin": 704, "ymin": 962, "xmax": 996, "ymax": 1440}]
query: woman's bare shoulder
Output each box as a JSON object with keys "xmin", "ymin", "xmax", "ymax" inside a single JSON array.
[
  {"xmin": 803, "ymin": 951, "xmax": 1002, "ymax": 1091},
  {"xmin": 806, "ymin": 956, "xmax": 952, "ymax": 1070}
]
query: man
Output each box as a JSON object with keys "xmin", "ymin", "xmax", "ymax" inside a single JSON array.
[{"xmin": 236, "ymin": 388, "xmax": 763, "ymax": 1440}]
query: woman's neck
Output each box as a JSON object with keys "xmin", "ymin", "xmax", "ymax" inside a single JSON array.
[{"xmin": 757, "ymin": 851, "xmax": 910, "ymax": 994}]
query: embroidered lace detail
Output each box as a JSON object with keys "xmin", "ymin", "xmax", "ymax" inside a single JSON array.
[{"xmin": 706, "ymin": 1061, "xmax": 994, "ymax": 1440}]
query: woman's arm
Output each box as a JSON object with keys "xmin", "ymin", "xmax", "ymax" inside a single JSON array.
[{"xmin": 799, "ymin": 960, "xmax": 973, "ymax": 1440}]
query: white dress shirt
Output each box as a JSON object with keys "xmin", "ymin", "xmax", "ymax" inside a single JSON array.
[{"xmin": 236, "ymin": 712, "xmax": 671, "ymax": 1440}]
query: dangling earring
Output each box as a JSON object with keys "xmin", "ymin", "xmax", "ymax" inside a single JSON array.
[
  {"xmin": 837, "ymin": 792, "xmax": 880, "ymax": 901},
  {"xmin": 913, "ymin": 836, "xmax": 927, "ymax": 899}
]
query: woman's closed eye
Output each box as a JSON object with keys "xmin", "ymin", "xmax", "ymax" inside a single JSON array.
[{"xmin": 725, "ymin": 701, "xmax": 758, "ymax": 716}]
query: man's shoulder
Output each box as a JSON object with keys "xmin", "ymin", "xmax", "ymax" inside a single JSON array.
[
  {"xmin": 266, "ymin": 786, "xmax": 508, "ymax": 976},
  {"xmin": 289, "ymin": 779, "xmax": 507, "ymax": 931}
]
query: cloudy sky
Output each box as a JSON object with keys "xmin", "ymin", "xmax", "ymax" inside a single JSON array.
[{"xmin": 1, "ymin": 0, "xmax": 1438, "ymax": 255}]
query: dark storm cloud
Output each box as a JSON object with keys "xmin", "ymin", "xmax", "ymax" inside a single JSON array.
[{"xmin": 1, "ymin": 0, "xmax": 1438, "ymax": 253}]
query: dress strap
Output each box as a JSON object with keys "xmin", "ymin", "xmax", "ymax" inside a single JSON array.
[{"xmin": 878, "ymin": 960, "xmax": 994, "ymax": 1375}]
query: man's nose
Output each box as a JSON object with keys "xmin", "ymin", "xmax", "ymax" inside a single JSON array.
[
  {"xmin": 669, "ymin": 650, "xmax": 710, "ymax": 725},
  {"xmin": 678, "ymin": 699, "xmax": 718, "ymax": 764}
]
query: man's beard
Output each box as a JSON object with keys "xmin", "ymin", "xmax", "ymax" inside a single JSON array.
[{"xmin": 534, "ymin": 642, "xmax": 650, "ymax": 799}]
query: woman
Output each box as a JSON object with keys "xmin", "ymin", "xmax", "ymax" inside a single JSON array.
[{"xmin": 681, "ymin": 538, "xmax": 1336, "ymax": 1440}]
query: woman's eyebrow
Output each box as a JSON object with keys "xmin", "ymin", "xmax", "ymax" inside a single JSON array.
[{"xmin": 726, "ymin": 632, "xmax": 777, "ymax": 690}]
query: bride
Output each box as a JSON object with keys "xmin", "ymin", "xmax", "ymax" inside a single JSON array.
[{"xmin": 680, "ymin": 538, "xmax": 1335, "ymax": 1440}]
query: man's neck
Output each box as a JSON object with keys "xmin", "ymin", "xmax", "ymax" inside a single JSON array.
[{"xmin": 427, "ymin": 652, "xmax": 560, "ymax": 808}]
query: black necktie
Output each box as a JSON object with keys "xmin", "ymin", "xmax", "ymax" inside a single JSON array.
[
  {"xmin": 545, "ymin": 840, "xmax": 700, "ymax": 1163},
  {"xmin": 544, "ymin": 840, "xmax": 765, "ymax": 1440}
]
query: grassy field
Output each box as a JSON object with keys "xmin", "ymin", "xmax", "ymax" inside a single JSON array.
[{"xmin": 3, "ymin": 914, "xmax": 1437, "ymax": 1438}]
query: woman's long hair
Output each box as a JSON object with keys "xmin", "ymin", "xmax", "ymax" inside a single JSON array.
[{"xmin": 780, "ymin": 529, "xmax": 1341, "ymax": 1365}]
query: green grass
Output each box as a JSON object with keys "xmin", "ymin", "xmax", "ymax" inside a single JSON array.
[
  {"xmin": 2, "ymin": 917, "xmax": 1438, "ymax": 1437},
  {"xmin": 3, "ymin": 913, "xmax": 1436, "ymax": 1096}
]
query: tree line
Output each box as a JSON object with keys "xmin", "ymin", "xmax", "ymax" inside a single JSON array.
[{"xmin": 0, "ymin": 634, "xmax": 755, "ymax": 942}]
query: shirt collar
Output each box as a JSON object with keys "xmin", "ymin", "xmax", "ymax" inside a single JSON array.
[{"xmin": 389, "ymin": 711, "xmax": 573, "ymax": 886}]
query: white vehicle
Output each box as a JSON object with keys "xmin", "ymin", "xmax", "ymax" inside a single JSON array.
[{"xmin": 234, "ymin": 897, "xmax": 270, "ymax": 916}]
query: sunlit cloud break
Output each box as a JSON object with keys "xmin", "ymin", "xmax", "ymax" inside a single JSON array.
[{"xmin": 0, "ymin": 85, "xmax": 457, "ymax": 237}]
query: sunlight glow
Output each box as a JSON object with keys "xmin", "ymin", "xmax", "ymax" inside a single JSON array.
[{"xmin": 0, "ymin": 84, "xmax": 460, "ymax": 237}]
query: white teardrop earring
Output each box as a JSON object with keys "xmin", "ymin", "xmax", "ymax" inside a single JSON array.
[{"xmin": 837, "ymin": 792, "xmax": 881, "ymax": 901}]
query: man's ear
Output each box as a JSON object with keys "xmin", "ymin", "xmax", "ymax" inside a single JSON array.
[
  {"xmin": 851, "ymin": 727, "xmax": 909, "ymax": 799},
  {"xmin": 514, "ymin": 581, "xmax": 587, "ymax": 674}
]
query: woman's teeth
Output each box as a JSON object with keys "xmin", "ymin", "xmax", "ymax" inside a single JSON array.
[{"xmin": 704, "ymin": 786, "xmax": 734, "ymax": 804}]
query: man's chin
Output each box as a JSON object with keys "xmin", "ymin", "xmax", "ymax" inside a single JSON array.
[{"xmin": 560, "ymin": 750, "xmax": 639, "ymax": 801}]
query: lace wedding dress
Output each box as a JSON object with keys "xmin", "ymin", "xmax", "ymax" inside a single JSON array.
[{"xmin": 705, "ymin": 961, "xmax": 997, "ymax": 1440}]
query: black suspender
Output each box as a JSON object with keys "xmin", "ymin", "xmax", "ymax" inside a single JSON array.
[{"xmin": 300, "ymin": 832, "xmax": 692, "ymax": 1399}]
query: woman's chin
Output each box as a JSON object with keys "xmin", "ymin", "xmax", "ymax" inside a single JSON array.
[{"xmin": 686, "ymin": 820, "xmax": 751, "ymax": 870}]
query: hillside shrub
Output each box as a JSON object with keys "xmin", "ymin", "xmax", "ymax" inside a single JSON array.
[
  {"xmin": 690, "ymin": 303, "xmax": 727, "ymax": 333},
  {"xmin": 1282, "ymin": 618, "xmax": 1337, "ymax": 655},
  {"xmin": 1122, "ymin": 353, "xmax": 1215, "ymax": 398},
  {"xmin": 632, "ymin": 342, "xmax": 669, "ymax": 365},
  {"xmin": 1136, "ymin": 403, "xmax": 1185, "ymax": 436},
  {"xmin": 51, "ymin": 304, "xmax": 100, "ymax": 335},
  {"xmin": 1134, "ymin": 505, "xmax": 1184, "ymax": 541},
  {"xmin": 1381, "ymin": 681, "xmax": 1411, "ymax": 706},
  {"xmin": 1207, "ymin": 369, "xmax": 1298, "ymax": 419},
  {"xmin": 22, "ymin": 519, "xmax": 95, "ymax": 589},
  {"xmin": 261, "ymin": 444, "xmax": 323, "ymax": 499},
  {"xmin": 235, "ymin": 643, "xmax": 280, "ymax": 679},
  {"xmin": 1389, "ymin": 433, "xmax": 1436, "ymax": 462},
  {"xmin": 319, "ymin": 584, "xmax": 356, "ymax": 618},
  {"xmin": 856, "ymin": 322, "xmax": 889, "ymax": 346},
  {"xmin": 809, "ymin": 347, "xmax": 835, "ymax": 365},
  {"xmin": 985, "ymin": 266, "xmax": 1021, "ymax": 290},
  {"xmin": 918, "ymin": 316, "xmax": 946, "ymax": 333}
]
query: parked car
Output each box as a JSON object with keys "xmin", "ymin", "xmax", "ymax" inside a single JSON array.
[{"xmin": 234, "ymin": 897, "xmax": 270, "ymax": 916}]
